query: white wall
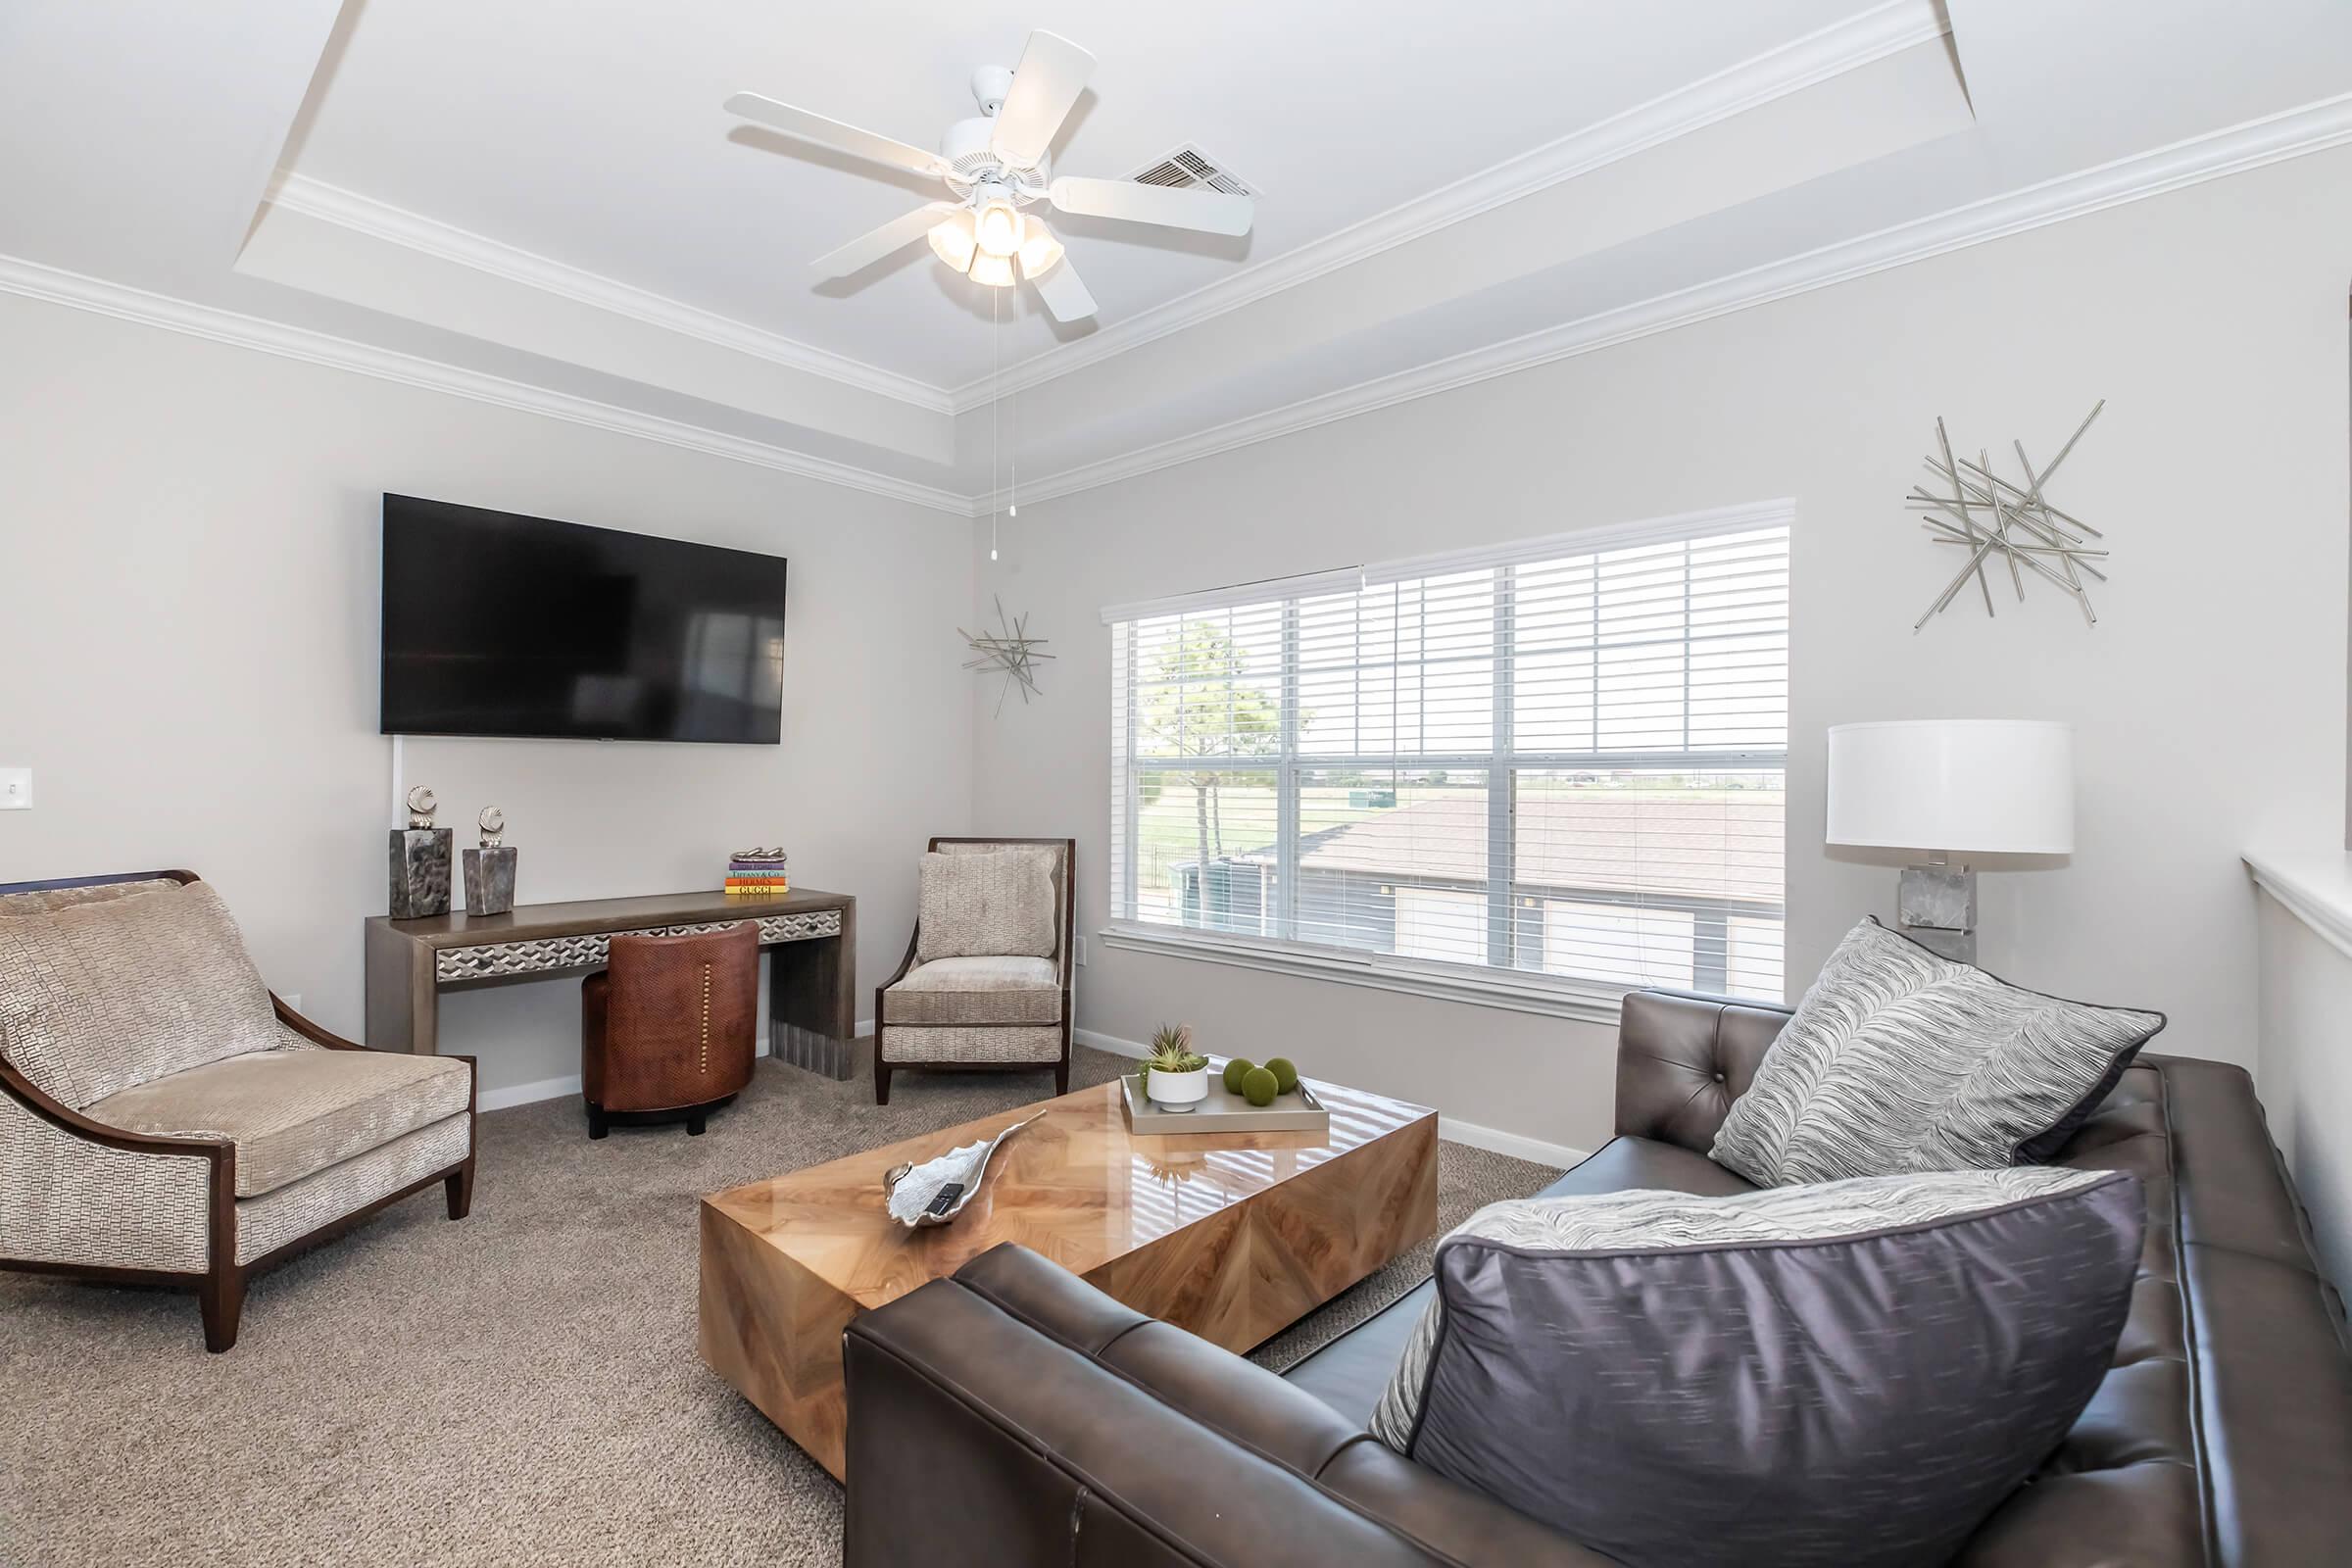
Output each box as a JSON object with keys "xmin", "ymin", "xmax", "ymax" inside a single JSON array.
[
  {"xmin": 972, "ymin": 146, "xmax": 2352, "ymax": 1154},
  {"xmin": 0, "ymin": 293, "xmax": 972, "ymax": 1097},
  {"xmin": 2254, "ymin": 887, "xmax": 2352, "ymax": 1286}
]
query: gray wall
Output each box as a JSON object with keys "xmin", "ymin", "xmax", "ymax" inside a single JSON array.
[
  {"xmin": 2256, "ymin": 890, "xmax": 2352, "ymax": 1286},
  {"xmin": 0, "ymin": 293, "xmax": 974, "ymax": 1097}
]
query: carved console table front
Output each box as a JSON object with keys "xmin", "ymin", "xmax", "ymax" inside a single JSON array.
[{"xmin": 365, "ymin": 887, "xmax": 858, "ymax": 1079}]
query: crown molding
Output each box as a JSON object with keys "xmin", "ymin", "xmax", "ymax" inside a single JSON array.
[
  {"xmin": 946, "ymin": 0, "xmax": 1953, "ymax": 412},
  {"xmin": 984, "ymin": 90, "xmax": 2352, "ymax": 513},
  {"xmin": 266, "ymin": 173, "xmax": 960, "ymax": 415},
  {"xmin": 265, "ymin": 1, "xmax": 1947, "ymax": 424},
  {"xmin": 15, "ymin": 89, "xmax": 2351, "ymax": 526},
  {"xmin": 0, "ymin": 252, "xmax": 975, "ymax": 514}
]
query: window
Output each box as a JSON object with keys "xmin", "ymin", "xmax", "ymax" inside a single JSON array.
[{"xmin": 1105, "ymin": 505, "xmax": 1788, "ymax": 1013}]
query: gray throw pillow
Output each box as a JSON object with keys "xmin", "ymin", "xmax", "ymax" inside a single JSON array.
[
  {"xmin": 1370, "ymin": 1166, "xmax": 2143, "ymax": 1568},
  {"xmin": 1709, "ymin": 918, "xmax": 2163, "ymax": 1185},
  {"xmin": 915, "ymin": 850, "xmax": 1057, "ymax": 961}
]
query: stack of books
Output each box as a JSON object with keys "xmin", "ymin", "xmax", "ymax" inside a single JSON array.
[{"xmin": 724, "ymin": 847, "xmax": 790, "ymax": 896}]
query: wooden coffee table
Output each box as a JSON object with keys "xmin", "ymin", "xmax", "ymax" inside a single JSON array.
[{"xmin": 698, "ymin": 1074, "xmax": 1438, "ymax": 1480}]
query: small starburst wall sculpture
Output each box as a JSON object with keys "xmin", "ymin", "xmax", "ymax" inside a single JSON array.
[
  {"xmin": 961, "ymin": 596, "xmax": 1054, "ymax": 714},
  {"xmin": 1906, "ymin": 400, "xmax": 2109, "ymax": 629}
]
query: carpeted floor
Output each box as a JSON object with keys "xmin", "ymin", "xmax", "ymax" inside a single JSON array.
[{"xmin": 0, "ymin": 1044, "xmax": 1560, "ymax": 1567}]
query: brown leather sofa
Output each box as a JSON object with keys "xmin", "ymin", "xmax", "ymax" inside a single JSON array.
[{"xmin": 841, "ymin": 989, "xmax": 2352, "ymax": 1566}]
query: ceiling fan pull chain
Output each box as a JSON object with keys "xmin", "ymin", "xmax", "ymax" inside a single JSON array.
[{"xmin": 991, "ymin": 286, "xmax": 1001, "ymax": 563}]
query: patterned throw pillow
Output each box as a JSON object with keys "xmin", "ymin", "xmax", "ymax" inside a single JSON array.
[
  {"xmin": 0, "ymin": 880, "xmax": 281, "ymax": 1107},
  {"xmin": 1709, "ymin": 918, "xmax": 2164, "ymax": 1185},
  {"xmin": 915, "ymin": 850, "xmax": 1057, "ymax": 961},
  {"xmin": 1371, "ymin": 1167, "xmax": 2144, "ymax": 1568}
]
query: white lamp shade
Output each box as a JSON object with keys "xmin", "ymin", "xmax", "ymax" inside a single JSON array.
[{"xmin": 1826, "ymin": 720, "xmax": 2075, "ymax": 855}]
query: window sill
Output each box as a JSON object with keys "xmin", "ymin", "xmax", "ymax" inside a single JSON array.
[
  {"xmin": 2244, "ymin": 848, "xmax": 2352, "ymax": 963},
  {"xmin": 1097, "ymin": 923, "xmax": 1629, "ymax": 1026}
]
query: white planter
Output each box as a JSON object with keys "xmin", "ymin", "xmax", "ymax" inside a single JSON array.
[{"xmin": 1146, "ymin": 1065, "xmax": 1209, "ymax": 1111}]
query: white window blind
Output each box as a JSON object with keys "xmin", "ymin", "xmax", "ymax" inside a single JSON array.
[{"xmin": 1107, "ymin": 506, "xmax": 1789, "ymax": 1004}]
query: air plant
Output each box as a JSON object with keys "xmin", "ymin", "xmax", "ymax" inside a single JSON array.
[{"xmin": 1140, "ymin": 1022, "xmax": 1206, "ymax": 1093}]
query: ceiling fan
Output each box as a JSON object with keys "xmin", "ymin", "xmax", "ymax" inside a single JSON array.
[{"xmin": 725, "ymin": 29, "xmax": 1254, "ymax": 323}]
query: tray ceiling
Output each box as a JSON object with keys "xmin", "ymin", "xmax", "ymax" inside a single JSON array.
[{"xmin": 4, "ymin": 0, "xmax": 2350, "ymax": 512}]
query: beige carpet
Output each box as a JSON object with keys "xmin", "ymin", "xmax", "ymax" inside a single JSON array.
[{"xmin": 0, "ymin": 1043, "xmax": 1560, "ymax": 1567}]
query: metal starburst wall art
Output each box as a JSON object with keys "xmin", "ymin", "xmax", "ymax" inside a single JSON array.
[
  {"xmin": 1906, "ymin": 400, "xmax": 2108, "ymax": 630},
  {"xmin": 960, "ymin": 595, "xmax": 1054, "ymax": 713}
]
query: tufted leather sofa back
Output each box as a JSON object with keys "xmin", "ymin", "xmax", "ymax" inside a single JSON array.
[
  {"xmin": 1613, "ymin": 987, "xmax": 2352, "ymax": 1568},
  {"xmin": 1614, "ymin": 989, "xmax": 1793, "ymax": 1152}
]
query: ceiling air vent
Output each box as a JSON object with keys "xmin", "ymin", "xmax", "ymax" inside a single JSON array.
[{"xmin": 1128, "ymin": 144, "xmax": 1256, "ymax": 198}]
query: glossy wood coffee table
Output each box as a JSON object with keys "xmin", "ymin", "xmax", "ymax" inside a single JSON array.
[{"xmin": 698, "ymin": 1074, "xmax": 1438, "ymax": 1480}]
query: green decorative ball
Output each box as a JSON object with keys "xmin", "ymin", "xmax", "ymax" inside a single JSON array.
[
  {"xmin": 1222, "ymin": 1057, "xmax": 1257, "ymax": 1095},
  {"xmin": 1264, "ymin": 1056, "xmax": 1300, "ymax": 1095},
  {"xmin": 1241, "ymin": 1066, "xmax": 1280, "ymax": 1107}
]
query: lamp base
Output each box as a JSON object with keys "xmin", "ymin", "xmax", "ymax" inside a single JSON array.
[{"xmin": 1896, "ymin": 863, "xmax": 1976, "ymax": 964}]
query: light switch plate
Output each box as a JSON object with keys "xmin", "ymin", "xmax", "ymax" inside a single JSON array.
[
  {"xmin": 1074, "ymin": 934, "xmax": 1088, "ymax": 967},
  {"xmin": 0, "ymin": 767, "xmax": 29, "ymax": 809}
]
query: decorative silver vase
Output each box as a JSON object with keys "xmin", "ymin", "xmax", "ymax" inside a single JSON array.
[
  {"xmin": 389, "ymin": 786, "xmax": 454, "ymax": 920},
  {"xmin": 463, "ymin": 847, "xmax": 517, "ymax": 916},
  {"xmin": 462, "ymin": 806, "xmax": 516, "ymax": 916}
]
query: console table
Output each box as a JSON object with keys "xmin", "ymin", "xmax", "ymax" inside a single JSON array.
[{"xmin": 364, "ymin": 887, "xmax": 858, "ymax": 1078}]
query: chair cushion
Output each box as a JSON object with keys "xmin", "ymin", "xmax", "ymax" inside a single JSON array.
[
  {"xmin": 1371, "ymin": 1165, "xmax": 2145, "ymax": 1568},
  {"xmin": 916, "ymin": 850, "xmax": 1057, "ymax": 961},
  {"xmin": 878, "ymin": 1024, "xmax": 1063, "ymax": 1065},
  {"xmin": 883, "ymin": 956, "xmax": 1061, "ymax": 1025},
  {"xmin": 1709, "ymin": 918, "xmax": 2165, "ymax": 1185},
  {"xmin": 86, "ymin": 1032, "xmax": 472, "ymax": 1197},
  {"xmin": 0, "ymin": 880, "xmax": 280, "ymax": 1108},
  {"xmin": 235, "ymin": 1111, "xmax": 471, "ymax": 1264}
]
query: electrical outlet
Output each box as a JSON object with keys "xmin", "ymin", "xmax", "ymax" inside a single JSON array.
[
  {"xmin": 0, "ymin": 767, "xmax": 29, "ymax": 809},
  {"xmin": 281, "ymin": 993, "xmax": 303, "ymax": 1014},
  {"xmin": 1074, "ymin": 934, "xmax": 1089, "ymax": 967}
]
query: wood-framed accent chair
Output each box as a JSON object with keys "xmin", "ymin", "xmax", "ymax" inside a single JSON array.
[
  {"xmin": 873, "ymin": 838, "xmax": 1075, "ymax": 1105},
  {"xmin": 0, "ymin": 869, "xmax": 477, "ymax": 1351}
]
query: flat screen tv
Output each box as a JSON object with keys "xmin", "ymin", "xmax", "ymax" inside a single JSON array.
[{"xmin": 380, "ymin": 495, "xmax": 787, "ymax": 743}]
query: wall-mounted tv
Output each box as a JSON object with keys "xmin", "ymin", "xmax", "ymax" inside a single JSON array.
[{"xmin": 380, "ymin": 495, "xmax": 787, "ymax": 743}]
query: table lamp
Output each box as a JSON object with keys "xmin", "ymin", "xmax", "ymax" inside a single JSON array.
[{"xmin": 1825, "ymin": 720, "xmax": 2075, "ymax": 963}]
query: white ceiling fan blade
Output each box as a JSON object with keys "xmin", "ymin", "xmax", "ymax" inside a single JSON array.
[
  {"xmin": 1049, "ymin": 176, "xmax": 1253, "ymax": 236},
  {"xmin": 809, "ymin": 202, "xmax": 958, "ymax": 278},
  {"xmin": 1028, "ymin": 252, "xmax": 1098, "ymax": 323},
  {"xmin": 725, "ymin": 92, "xmax": 949, "ymax": 178},
  {"xmin": 989, "ymin": 31, "xmax": 1096, "ymax": 170}
]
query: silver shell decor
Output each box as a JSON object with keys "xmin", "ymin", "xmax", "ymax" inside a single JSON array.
[
  {"xmin": 405, "ymin": 785, "xmax": 438, "ymax": 830},
  {"xmin": 478, "ymin": 806, "xmax": 506, "ymax": 847},
  {"xmin": 883, "ymin": 1110, "xmax": 1045, "ymax": 1229}
]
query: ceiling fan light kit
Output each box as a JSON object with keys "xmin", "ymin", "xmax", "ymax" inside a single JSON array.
[
  {"xmin": 926, "ymin": 209, "xmax": 978, "ymax": 271},
  {"xmin": 725, "ymin": 26, "xmax": 1255, "ymax": 322},
  {"xmin": 972, "ymin": 193, "xmax": 1025, "ymax": 259},
  {"xmin": 1016, "ymin": 225, "xmax": 1064, "ymax": 281}
]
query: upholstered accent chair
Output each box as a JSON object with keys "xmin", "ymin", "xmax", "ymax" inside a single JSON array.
[
  {"xmin": 874, "ymin": 838, "xmax": 1074, "ymax": 1105},
  {"xmin": 0, "ymin": 870, "xmax": 477, "ymax": 1351}
]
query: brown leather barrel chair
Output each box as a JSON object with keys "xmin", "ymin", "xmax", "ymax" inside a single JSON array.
[{"xmin": 580, "ymin": 922, "xmax": 757, "ymax": 1139}]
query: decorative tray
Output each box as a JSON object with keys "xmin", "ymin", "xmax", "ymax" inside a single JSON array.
[
  {"xmin": 1119, "ymin": 1073, "xmax": 1331, "ymax": 1137},
  {"xmin": 883, "ymin": 1110, "xmax": 1044, "ymax": 1228}
]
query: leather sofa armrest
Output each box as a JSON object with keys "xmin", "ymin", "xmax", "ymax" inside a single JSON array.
[
  {"xmin": 1615, "ymin": 988, "xmax": 1793, "ymax": 1152},
  {"xmin": 846, "ymin": 1244, "xmax": 1613, "ymax": 1568}
]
